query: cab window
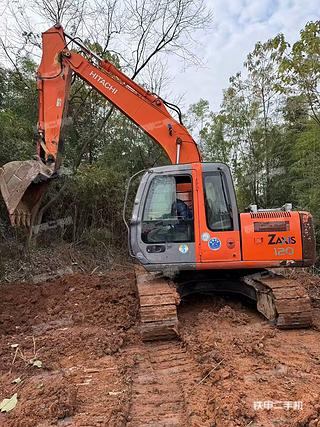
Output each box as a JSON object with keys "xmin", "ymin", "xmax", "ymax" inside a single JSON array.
[
  {"xmin": 203, "ymin": 172, "xmax": 233, "ymax": 231},
  {"xmin": 142, "ymin": 175, "xmax": 194, "ymax": 244}
]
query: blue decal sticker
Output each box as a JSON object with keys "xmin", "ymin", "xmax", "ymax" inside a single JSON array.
[
  {"xmin": 208, "ymin": 237, "xmax": 221, "ymax": 251},
  {"xmin": 179, "ymin": 244, "xmax": 189, "ymax": 254}
]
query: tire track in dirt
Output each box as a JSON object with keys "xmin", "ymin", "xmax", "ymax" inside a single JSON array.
[{"xmin": 127, "ymin": 340, "xmax": 200, "ymax": 427}]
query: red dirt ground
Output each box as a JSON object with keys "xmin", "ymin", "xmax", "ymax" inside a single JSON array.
[{"xmin": 0, "ymin": 266, "xmax": 320, "ymax": 426}]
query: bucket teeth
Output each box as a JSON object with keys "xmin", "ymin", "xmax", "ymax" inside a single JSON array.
[{"xmin": 10, "ymin": 211, "xmax": 32, "ymax": 227}]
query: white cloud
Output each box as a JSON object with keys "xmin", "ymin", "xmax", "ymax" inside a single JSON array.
[{"xmin": 168, "ymin": 0, "xmax": 319, "ymax": 112}]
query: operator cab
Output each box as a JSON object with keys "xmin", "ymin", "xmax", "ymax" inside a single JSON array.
[{"xmin": 129, "ymin": 162, "xmax": 240, "ymax": 273}]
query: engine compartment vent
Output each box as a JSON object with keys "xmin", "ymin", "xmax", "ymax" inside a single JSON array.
[{"xmin": 250, "ymin": 211, "xmax": 292, "ymax": 219}]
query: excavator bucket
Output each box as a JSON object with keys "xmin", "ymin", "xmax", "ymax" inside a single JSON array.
[{"xmin": 0, "ymin": 160, "xmax": 54, "ymax": 227}]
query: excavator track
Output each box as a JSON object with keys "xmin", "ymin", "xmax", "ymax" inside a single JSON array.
[
  {"xmin": 242, "ymin": 271, "xmax": 312, "ymax": 328},
  {"xmin": 135, "ymin": 266, "xmax": 180, "ymax": 341}
]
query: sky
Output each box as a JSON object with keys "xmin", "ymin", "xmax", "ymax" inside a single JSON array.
[
  {"xmin": 169, "ymin": 0, "xmax": 319, "ymax": 111},
  {"xmin": 0, "ymin": 0, "xmax": 318, "ymax": 113}
]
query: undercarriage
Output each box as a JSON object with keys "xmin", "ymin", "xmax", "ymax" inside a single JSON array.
[{"xmin": 135, "ymin": 266, "xmax": 312, "ymax": 341}]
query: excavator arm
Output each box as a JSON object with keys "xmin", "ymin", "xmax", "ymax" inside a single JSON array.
[{"xmin": 0, "ymin": 24, "xmax": 201, "ymax": 226}]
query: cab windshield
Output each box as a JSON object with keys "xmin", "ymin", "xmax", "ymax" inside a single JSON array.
[{"xmin": 141, "ymin": 175, "xmax": 194, "ymax": 243}]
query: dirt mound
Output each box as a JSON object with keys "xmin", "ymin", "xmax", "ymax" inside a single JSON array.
[
  {"xmin": 179, "ymin": 292, "xmax": 320, "ymax": 427},
  {"xmin": 0, "ymin": 269, "xmax": 138, "ymax": 427},
  {"xmin": 3, "ymin": 373, "xmax": 77, "ymax": 427}
]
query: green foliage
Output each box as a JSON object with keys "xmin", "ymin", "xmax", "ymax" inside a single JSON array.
[
  {"xmin": 53, "ymin": 164, "xmax": 131, "ymax": 243},
  {"xmin": 201, "ymin": 115, "xmax": 232, "ymax": 163},
  {"xmin": 185, "ymin": 99, "xmax": 233, "ymax": 163},
  {"xmin": 73, "ymin": 164, "xmax": 124, "ymax": 197},
  {"xmin": 0, "ymin": 59, "xmax": 37, "ymax": 165},
  {"xmin": 278, "ymin": 21, "xmax": 320, "ymax": 124}
]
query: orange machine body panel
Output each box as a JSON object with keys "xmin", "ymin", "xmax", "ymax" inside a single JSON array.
[{"xmin": 240, "ymin": 211, "xmax": 303, "ymax": 262}]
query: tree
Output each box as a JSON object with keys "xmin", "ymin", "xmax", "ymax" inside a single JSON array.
[
  {"xmin": 218, "ymin": 34, "xmax": 287, "ymax": 208},
  {"xmin": 0, "ymin": 57, "xmax": 37, "ymax": 166},
  {"xmin": 184, "ymin": 98, "xmax": 210, "ymax": 152},
  {"xmin": 279, "ymin": 21, "xmax": 320, "ymax": 126},
  {"xmin": 185, "ymin": 99, "xmax": 232, "ymax": 163}
]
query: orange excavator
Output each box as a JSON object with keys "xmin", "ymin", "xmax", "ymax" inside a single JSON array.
[{"xmin": 0, "ymin": 25, "xmax": 316, "ymax": 340}]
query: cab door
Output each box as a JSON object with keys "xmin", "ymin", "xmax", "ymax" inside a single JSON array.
[
  {"xmin": 131, "ymin": 165, "xmax": 198, "ymax": 269},
  {"xmin": 194, "ymin": 163, "xmax": 241, "ymax": 264}
]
